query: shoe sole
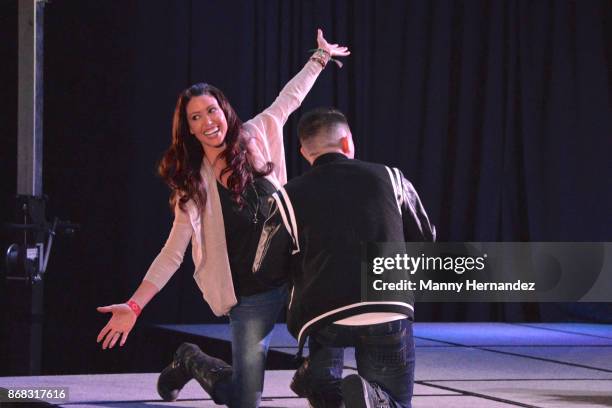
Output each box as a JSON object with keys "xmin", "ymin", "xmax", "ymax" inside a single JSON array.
[
  {"xmin": 341, "ymin": 374, "xmax": 369, "ymax": 408},
  {"xmin": 157, "ymin": 365, "xmax": 180, "ymax": 401},
  {"xmin": 156, "ymin": 343, "xmax": 199, "ymax": 401}
]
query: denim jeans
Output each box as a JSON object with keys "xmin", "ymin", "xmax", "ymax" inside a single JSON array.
[
  {"xmin": 304, "ymin": 318, "xmax": 415, "ymax": 408},
  {"xmin": 215, "ymin": 284, "xmax": 287, "ymax": 408}
]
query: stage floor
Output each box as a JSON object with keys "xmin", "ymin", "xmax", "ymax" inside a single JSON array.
[{"xmin": 1, "ymin": 323, "xmax": 612, "ymax": 407}]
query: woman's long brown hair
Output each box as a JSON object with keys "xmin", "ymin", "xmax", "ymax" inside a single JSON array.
[{"xmin": 158, "ymin": 83, "xmax": 273, "ymax": 212}]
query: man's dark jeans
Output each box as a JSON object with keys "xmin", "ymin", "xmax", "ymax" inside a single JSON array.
[{"xmin": 302, "ymin": 318, "xmax": 415, "ymax": 408}]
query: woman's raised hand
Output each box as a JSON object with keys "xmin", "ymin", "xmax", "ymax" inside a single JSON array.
[
  {"xmin": 96, "ymin": 303, "xmax": 137, "ymax": 349},
  {"xmin": 316, "ymin": 29, "xmax": 350, "ymax": 58}
]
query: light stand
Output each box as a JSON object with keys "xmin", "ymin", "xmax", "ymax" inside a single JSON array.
[{"xmin": 2, "ymin": 0, "xmax": 77, "ymax": 376}]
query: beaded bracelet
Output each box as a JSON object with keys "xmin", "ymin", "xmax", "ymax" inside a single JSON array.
[
  {"xmin": 310, "ymin": 48, "xmax": 330, "ymax": 68},
  {"xmin": 126, "ymin": 300, "xmax": 142, "ymax": 317},
  {"xmin": 309, "ymin": 48, "xmax": 343, "ymax": 68}
]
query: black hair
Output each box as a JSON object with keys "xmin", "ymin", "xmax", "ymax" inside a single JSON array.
[{"xmin": 297, "ymin": 107, "xmax": 349, "ymax": 144}]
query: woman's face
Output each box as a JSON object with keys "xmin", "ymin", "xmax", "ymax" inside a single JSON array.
[{"xmin": 186, "ymin": 94, "xmax": 228, "ymax": 150}]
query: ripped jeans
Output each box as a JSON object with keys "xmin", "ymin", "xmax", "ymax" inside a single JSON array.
[{"xmin": 302, "ymin": 319, "xmax": 415, "ymax": 408}]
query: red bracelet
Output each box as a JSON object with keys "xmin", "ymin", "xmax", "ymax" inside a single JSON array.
[{"xmin": 126, "ymin": 300, "xmax": 142, "ymax": 317}]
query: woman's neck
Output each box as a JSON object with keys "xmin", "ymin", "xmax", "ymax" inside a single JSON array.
[{"xmin": 203, "ymin": 145, "xmax": 230, "ymax": 187}]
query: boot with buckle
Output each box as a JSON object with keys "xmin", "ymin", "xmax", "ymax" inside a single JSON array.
[{"xmin": 157, "ymin": 342, "xmax": 232, "ymax": 403}]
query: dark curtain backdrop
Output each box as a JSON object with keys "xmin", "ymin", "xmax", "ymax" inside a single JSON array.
[{"xmin": 1, "ymin": 0, "xmax": 611, "ymax": 373}]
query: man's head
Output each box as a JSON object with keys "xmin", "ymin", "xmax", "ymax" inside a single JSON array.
[{"xmin": 297, "ymin": 108, "xmax": 354, "ymax": 164}]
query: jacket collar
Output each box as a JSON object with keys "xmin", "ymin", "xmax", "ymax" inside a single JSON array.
[{"xmin": 312, "ymin": 152, "xmax": 350, "ymax": 167}]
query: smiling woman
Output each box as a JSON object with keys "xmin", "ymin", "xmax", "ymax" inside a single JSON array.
[
  {"xmin": 95, "ymin": 29, "xmax": 349, "ymax": 408},
  {"xmin": 187, "ymin": 94, "xmax": 228, "ymax": 148},
  {"xmin": 159, "ymin": 82, "xmax": 273, "ymax": 212}
]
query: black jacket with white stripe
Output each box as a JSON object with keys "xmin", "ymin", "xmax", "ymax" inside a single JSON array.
[{"xmin": 253, "ymin": 153, "xmax": 436, "ymax": 354}]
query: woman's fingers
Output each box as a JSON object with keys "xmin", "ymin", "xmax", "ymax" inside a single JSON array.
[
  {"xmin": 97, "ymin": 304, "xmax": 133, "ymax": 349},
  {"xmin": 97, "ymin": 305, "xmax": 117, "ymax": 344},
  {"xmin": 120, "ymin": 331, "xmax": 130, "ymax": 347},
  {"xmin": 108, "ymin": 332, "xmax": 121, "ymax": 349},
  {"xmin": 315, "ymin": 29, "xmax": 350, "ymax": 58},
  {"xmin": 96, "ymin": 305, "xmax": 113, "ymax": 313},
  {"xmin": 317, "ymin": 28, "xmax": 329, "ymax": 48},
  {"xmin": 99, "ymin": 328, "xmax": 127, "ymax": 349},
  {"xmin": 97, "ymin": 324, "xmax": 112, "ymax": 343},
  {"xmin": 102, "ymin": 330, "xmax": 122, "ymax": 349},
  {"xmin": 329, "ymin": 49, "xmax": 350, "ymax": 57},
  {"xmin": 102, "ymin": 331, "xmax": 113, "ymax": 349}
]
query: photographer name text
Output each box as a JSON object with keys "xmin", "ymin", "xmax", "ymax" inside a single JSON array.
[{"xmin": 372, "ymin": 279, "xmax": 536, "ymax": 292}]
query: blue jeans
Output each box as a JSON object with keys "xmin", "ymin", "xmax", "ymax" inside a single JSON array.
[
  {"xmin": 215, "ymin": 284, "xmax": 287, "ymax": 408},
  {"xmin": 303, "ymin": 319, "xmax": 415, "ymax": 408}
]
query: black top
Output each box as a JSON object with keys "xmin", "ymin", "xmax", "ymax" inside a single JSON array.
[{"xmin": 218, "ymin": 177, "xmax": 280, "ymax": 296}]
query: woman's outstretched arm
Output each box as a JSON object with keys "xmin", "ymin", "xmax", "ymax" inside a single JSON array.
[
  {"xmin": 256, "ymin": 29, "xmax": 349, "ymax": 126},
  {"xmin": 96, "ymin": 201, "xmax": 193, "ymax": 349},
  {"xmin": 244, "ymin": 29, "xmax": 350, "ymax": 185}
]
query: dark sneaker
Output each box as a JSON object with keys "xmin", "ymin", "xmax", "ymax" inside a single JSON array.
[
  {"xmin": 156, "ymin": 342, "xmax": 199, "ymax": 401},
  {"xmin": 341, "ymin": 374, "xmax": 390, "ymax": 408},
  {"xmin": 290, "ymin": 358, "xmax": 311, "ymax": 397}
]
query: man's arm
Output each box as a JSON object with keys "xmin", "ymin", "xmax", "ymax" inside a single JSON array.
[{"xmin": 400, "ymin": 175, "xmax": 436, "ymax": 242}]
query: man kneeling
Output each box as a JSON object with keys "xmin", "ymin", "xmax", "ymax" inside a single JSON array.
[{"xmin": 254, "ymin": 108, "xmax": 436, "ymax": 407}]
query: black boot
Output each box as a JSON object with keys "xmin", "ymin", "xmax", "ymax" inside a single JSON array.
[
  {"xmin": 157, "ymin": 342, "xmax": 232, "ymax": 403},
  {"xmin": 341, "ymin": 374, "xmax": 391, "ymax": 408}
]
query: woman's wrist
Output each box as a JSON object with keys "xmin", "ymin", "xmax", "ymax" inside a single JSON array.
[
  {"xmin": 309, "ymin": 48, "xmax": 343, "ymax": 68},
  {"xmin": 126, "ymin": 299, "xmax": 142, "ymax": 317},
  {"xmin": 309, "ymin": 48, "xmax": 331, "ymax": 68}
]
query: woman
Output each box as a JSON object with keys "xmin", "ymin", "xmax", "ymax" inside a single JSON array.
[{"xmin": 96, "ymin": 29, "xmax": 349, "ymax": 407}]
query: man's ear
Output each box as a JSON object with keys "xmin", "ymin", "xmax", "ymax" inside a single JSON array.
[
  {"xmin": 341, "ymin": 137, "xmax": 351, "ymax": 154},
  {"xmin": 300, "ymin": 146, "xmax": 310, "ymax": 162}
]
